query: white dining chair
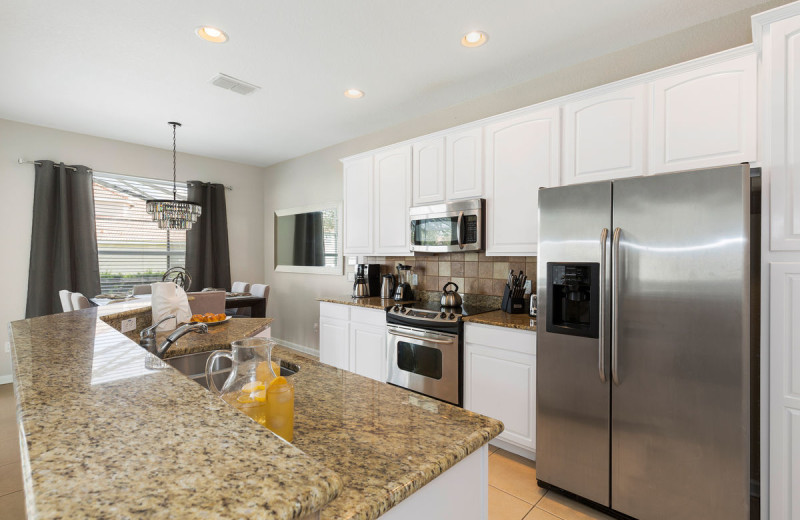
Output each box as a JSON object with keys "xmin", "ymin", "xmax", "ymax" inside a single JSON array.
[
  {"xmin": 186, "ymin": 290, "xmax": 226, "ymax": 315},
  {"xmin": 70, "ymin": 292, "xmax": 92, "ymax": 310},
  {"xmin": 132, "ymin": 284, "xmax": 152, "ymax": 295},
  {"xmin": 231, "ymin": 281, "xmax": 250, "ymax": 294},
  {"xmin": 250, "ymin": 284, "xmax": 270, "ymax": 310},
  {"xmin": 59, "ymin": 290, "xmax": 73, "ymax": 312}
]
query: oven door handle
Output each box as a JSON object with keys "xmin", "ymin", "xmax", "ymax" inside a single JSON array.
[
  {"xmin": 388, "ymin": 330, "xmax": 454, "ymax": 345},
  {"xmin": 456, "ymin": 211, "xmax": 465, "ymax": 249}
]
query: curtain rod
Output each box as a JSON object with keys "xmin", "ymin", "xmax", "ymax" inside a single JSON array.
[{"xmin": 17, "ymin": 158, "xmax": 233, "ymax": 190}]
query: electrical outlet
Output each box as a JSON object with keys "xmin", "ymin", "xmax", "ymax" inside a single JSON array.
[
  {"xmin": 412, "ymin": 273, "xmax": 418, "ymax": 285},
  {"xmin": 121, "ymin": 318, "xmax": 137, "ymax": 333},
  {"xmin": 524, "ymin": 279, "xmax": 533, "ymax": 296},
  {"xmin": 4, "ymin": 341, "xmax": 10, "ymax": 354},
  {"xmin": 347, "ymin": 256, "xmax": 357, "ymax": 265},
  {"xmin": 313, "ymin": 322, "xmax": 319, "ymax": 333},
  {"xmin": 346, "ymin": 272, "xmax": 355, "ymax": 281}
]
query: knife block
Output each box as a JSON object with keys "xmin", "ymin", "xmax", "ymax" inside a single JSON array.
[{"xmin": 501, "ymin": 285, "xmax": 526, "ymax": 314}]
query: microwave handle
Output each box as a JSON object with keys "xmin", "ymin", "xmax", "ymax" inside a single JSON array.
[{"xmin": 456, "ymin": 211, "xmax": 465, "ymax": 249}]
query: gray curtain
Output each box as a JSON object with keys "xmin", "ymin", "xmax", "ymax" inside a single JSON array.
[
  {"xmin": 293, "ymin": 212, "xmax": 325, "ymax": 266},
  {"xmin": 185, "ymin": 181, "xmax": 231, "ymax": 290},
  {"xmin": 26, "ymin": 161, "xmax": 100, "ymax": 318}
]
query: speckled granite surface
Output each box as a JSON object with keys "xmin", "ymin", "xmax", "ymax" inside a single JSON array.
[
  {"xmin": 156, "ymin": 318, "xmax": 273, "ymax": 358},
  {"xmin": 317, "ymin": 296, "xmax": 417, "ymax": 311},
  {"xmin": 462, "ymin": 310, "xmax": 537, "ymax": 331},
  {"xmin": 270, "ymin": 347, "xmax": 502, "ymax": 520},
  {"xmin": 9, "ymin": 309, "xmax": 340, "ymax": 519},
  {"xmin": 10, "ymin": 305, "xmax": 502, "ymax": 520}
]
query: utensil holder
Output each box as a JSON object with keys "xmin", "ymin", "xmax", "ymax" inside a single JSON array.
[{"xmin": 502, "ymin": 285, "xmax": 526, "ymax": 314}]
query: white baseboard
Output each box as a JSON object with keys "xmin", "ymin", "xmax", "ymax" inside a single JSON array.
[
  {"xmin": 490, "ymin": 438, "xmax": 536, "ymax": 461},
  {"xmin": 271, "ymin": 338, "xmax": 320, "ymax": 359},
  {"xmin": 0, "ymin": 375, "xmax": 13, "ymax": 385}
]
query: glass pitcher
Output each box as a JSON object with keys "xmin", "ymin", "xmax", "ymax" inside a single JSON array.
[{"xmin": 205, "ymin": 338, "xmax": 294, "ymax": 442}]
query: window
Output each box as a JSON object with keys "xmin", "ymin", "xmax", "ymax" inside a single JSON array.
[{"xmin": 93, "ymin": 172, "xmax": 188, "ymax": 293}]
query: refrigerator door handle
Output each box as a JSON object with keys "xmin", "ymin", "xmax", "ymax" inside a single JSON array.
[
  {"xmin": 598, "ymin": 228, "xmax": 609, "ymax": 383},
  {"xmin": 611, "ymin": 227, "xmax": 621, "ymax": 385}
]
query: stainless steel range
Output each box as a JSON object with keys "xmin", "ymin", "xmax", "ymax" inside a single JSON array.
[{"xmin": 386, "ymin": 301, "xmax": 498, "ymax": 406}]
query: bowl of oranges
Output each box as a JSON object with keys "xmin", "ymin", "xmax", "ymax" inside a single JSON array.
[{"xmin": 190, "ymin": 313, "xmax": 230, "ymax": 326}]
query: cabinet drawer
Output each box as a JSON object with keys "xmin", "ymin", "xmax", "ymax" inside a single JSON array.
[
  {"xmin": 464, "ymin": 322, "xmax": 536, "ymax": 355},
  {"xmin": 320, "ymin": 302, "xmax": 350, "ymax": 320},
  {"xmin": 350, "ymin": 306, "xmax": 386, "ymax": 327}
]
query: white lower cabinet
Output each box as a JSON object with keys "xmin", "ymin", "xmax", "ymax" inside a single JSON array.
[
  {"xmin": 319, "ymin": 302, "xmax": 387, "ymax": 382},
  {"xmin": 464, "ymin": 323, "xmax": 536, "ymax": 459}
]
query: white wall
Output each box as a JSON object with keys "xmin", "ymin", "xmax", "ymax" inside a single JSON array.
[
  {"xmin": 0, "ymin": 118, "xmax": 265, "ymax": 381},
  {"xmin": 262, "ymin": 0, "xmax": 791, "ymax": 354}
]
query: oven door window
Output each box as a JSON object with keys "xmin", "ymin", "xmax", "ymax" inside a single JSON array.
[
  {"xmin": 396, "ymin": 341, "xmax": 443, "ymax": 380},
  {"xmin": 410, "ymin": 215, "xmax": 478, "ymax": 247}
]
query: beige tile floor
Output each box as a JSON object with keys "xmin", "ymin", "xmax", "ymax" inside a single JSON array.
[
  {"xmin": 488, "ymin": 444, "xmax": 614, "ymax": 520},
  {"xmin": 0, "ymin": 383, "xmax": 611, "ymax": 520}
]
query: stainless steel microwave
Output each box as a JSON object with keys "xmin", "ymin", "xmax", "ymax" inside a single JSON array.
[{"xmin": 409, "ymin": 199, "xmax": 484, "ymax": 253}]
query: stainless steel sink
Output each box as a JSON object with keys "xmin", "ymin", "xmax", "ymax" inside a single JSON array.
[{"xmin": 165, "ymin": 350, "xmax": 299, "ymax": 390}]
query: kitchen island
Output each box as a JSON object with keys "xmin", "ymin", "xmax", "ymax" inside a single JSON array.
[{"xmin": 8, "ymin": 304, "xmax": 502, "ymax": 519}]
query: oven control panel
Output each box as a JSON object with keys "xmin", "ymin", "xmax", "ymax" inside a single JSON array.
[{"xmin": 389, "ymin": 305, "xmax": 458, "ymax": 322}]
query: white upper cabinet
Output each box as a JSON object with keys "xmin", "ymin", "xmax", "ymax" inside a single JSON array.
[
  {"xmin": 649, "ymin": 53, "xmax": 757, "ymax": 174},
  {"xmin": 374, "ymin": 145, "xmax": 412, "ymax": 255},
  {"xmin": 342, "ymin": 156, "xmax": 373, "ymax": 255},
  {"xmin": 563, "ymin": 85, "xmax": 646, "ymax": 184},
  {"xmin": 412, "ymin": 137, "xmax": 446, "ymax": 205},
  {"xmin": 446, "ymin": 127, "xmax": 484, "ymax": 201},
  {"xmin": 484, "ymin": 106, "xmax": 560, "ymax": 256}
]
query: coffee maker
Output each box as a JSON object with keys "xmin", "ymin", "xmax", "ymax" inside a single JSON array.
[
  {"xmin": 394, "ymin": 264, "xmax": 414, "ymax": 301},
  {"xmin": 353, "ymin": 264, "xmax": 370, "ymax": 298}
]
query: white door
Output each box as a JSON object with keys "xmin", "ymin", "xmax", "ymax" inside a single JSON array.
[
  {"xmin": 342, "ymin": 156, "xmax": 373, "ymax": 255},
  {"xmin": 374, "ymin": 146, "xmax": 412, "ymax": 255},
  {"xmin": 464, "ymin": 342, "xmax": 536, "ymax": 451},
  {"xmin": 446, "ymin": 127, "xmax": 483, "ymax": 201},
  {"xmin": 484, "ymin": 106, "xmax": 560, "ymax": 256},
  {"xmin": 319, "ymin": 317, "xmax": 349, "ymax": 370},
  {"xmin": 413, "ymin": 137, "xmax": 446, "ymax": 205},
  {"xmin": 563, "ymin": 85, "xmax": 646, "ymax": 184},
  {"xmin": 349, "ymin": 323, "xmax": 387, "ymax": 382},
  {"xmin": 649, "ymin": 53, "xmax": 757, "ymax": 174}
]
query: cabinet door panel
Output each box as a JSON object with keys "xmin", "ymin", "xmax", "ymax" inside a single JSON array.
[
  {"xmin": 446, "ymin": 127, "xmax": 483, "ymax": 201},
  {"xmin": 320, "ymin": 317, "xmax": 349, "ymax": 370},
  {"xmin": 350, "ymin": 323, "xmax": 387, "ymax": 382},
  {"xmin": 375, "ymin": 146, "xmax": 412, "ymax": 255},
  {"xmin": 649, "ymin": 53, "xmax": 757, "ymax": 174},
  {"xmin": 343, "ymin": 157, "xmax": 373, "ymax": 254},
  {"xmin": 413, "ymin": 137, "xmax": 445, "ymax": 205},
  {"xmin": 484, "ymin": 107, "xmax": 559, "ymax": 256},
  {"xmin": 465, "ymin": 343, "xmax": 536, "ymax": 450},
  {"xmin": 563, "ymin": 85, "xmax": 645, "ymax": 184}
]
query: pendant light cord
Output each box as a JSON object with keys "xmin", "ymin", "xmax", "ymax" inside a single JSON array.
[{"xmin": 172, "ymin": 123, "xmax": 177, "ymax": 202}]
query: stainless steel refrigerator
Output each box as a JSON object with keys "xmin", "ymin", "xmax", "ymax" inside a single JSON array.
[{"xmin": 536, "ymin": 165, "xmax": 750, "ymax": 520}]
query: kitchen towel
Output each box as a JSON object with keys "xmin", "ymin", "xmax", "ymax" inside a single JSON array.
[{"xmin": 150, "ymin": 281, "xmax": 192, "ymax": 331}]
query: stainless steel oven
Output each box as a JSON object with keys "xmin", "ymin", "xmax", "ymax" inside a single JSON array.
[
  {"xmin": 409, "ymin": 198, "xmax": 484, "ymax": 253},
  {"xmin": 386, "ymin": 323, "xmax": 460, "ymax": 405}
]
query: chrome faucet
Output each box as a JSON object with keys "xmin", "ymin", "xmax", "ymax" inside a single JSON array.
[{"xmin": 139, "ymin": 315, "xmax": 208, "ymax": 358}]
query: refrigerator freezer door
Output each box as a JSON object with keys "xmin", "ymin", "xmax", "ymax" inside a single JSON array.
[
  {"xmin": 537, "ymin": 181, "xmax": 612, "ymax": 506},
  {"xmin": 610, "ymin": 166, "xmax": 750, "ymax": 520}
]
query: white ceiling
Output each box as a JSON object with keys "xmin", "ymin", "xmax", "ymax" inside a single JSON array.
[{"xmin": 0, "ymin": 0, "xmax": 772, "ymax": 167}]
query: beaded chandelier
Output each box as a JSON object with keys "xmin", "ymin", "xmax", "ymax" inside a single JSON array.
[{"xmin": 145, "ymin": 122, "xmax": 202, "ymax": 229}]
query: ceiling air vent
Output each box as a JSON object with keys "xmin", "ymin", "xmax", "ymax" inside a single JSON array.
[{"xmin": 211, "ymin": 73, "xmax": 260, "ymax": 95}]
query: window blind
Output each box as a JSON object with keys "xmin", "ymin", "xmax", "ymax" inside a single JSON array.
[{"xmin": 93, "ymin": 171, "xmax": 188, "ymax": 293}]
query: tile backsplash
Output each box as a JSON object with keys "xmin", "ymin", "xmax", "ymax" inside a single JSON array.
[{"xmin": 351, "ymin": 252, "xmax": 537, "ymax": 297}]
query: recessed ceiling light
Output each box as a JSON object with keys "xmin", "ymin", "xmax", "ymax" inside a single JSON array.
[
  {"xmin": 196, "ymin": 26, "xmax": 228, "ymax": 43},
  {"xmin": 344, "ymin": 89, "xmax": 365, "ymax": 99},
  {"xmin": 461, "ymin": 31, "xmax": 488, "ymax": 48}
]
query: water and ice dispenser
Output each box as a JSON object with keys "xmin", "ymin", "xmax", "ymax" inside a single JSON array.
[{"xmin": 545, "ymin": 263, "xmax": 600, "ymax": 338}]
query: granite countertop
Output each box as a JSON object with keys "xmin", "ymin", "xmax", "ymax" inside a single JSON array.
[
  {"xmin": 156, "ymin": 318, "xmax": 273, "ymax": 358},
  {"xmin": 10, "ymin": 306, "xmax": 502, "ymax": 520},
  {"xmin": 317, "ymin": 296, "xmax": 418, "ymax": 311},
  {"xmin": 9, "ymin": 309, "xmax": 340, "ymax": 519},
  {"xmin": 463, "ymin": 310, "xmax": 537, "ymax": 331}
]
